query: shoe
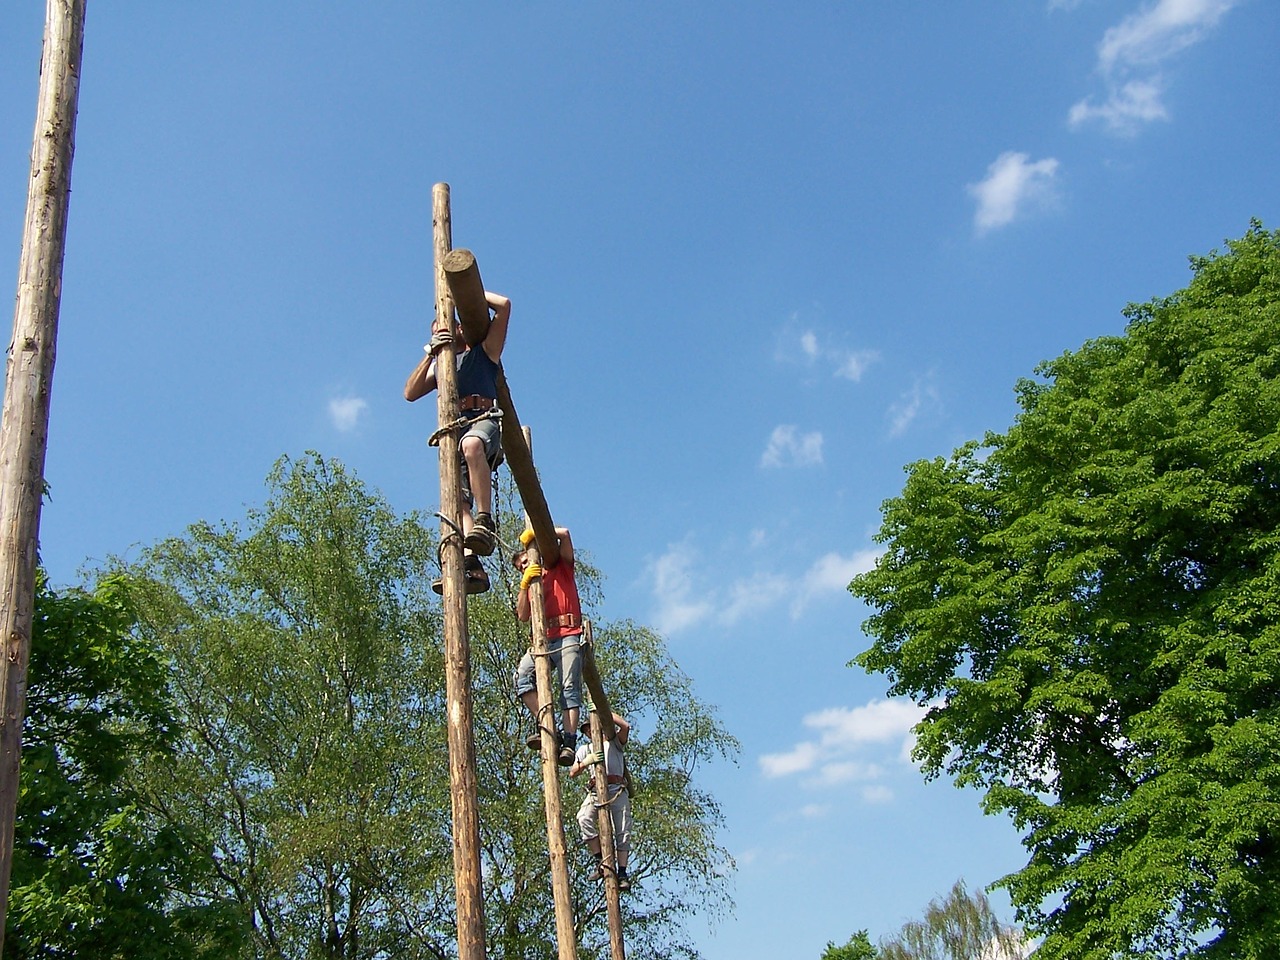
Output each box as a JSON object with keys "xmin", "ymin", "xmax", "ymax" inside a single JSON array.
[
  {"xmin": 558, "ymin": 744, "xmax": 575, "ymax": 766},
  {"xmin": 464, "ymin": 555, "xmax": 490, "ymax": 595},
  {"xmin": 464, "ymin": 513, "xmax": 497, "ymax": 556},
  {"xmin": 589, "ymin": 861, "xmax": 603, "ymax": 882},
  {"xmin": 431, "ymin": 556, "xmax": 490, "ymax": 595},
  {"xmin": 617, "ymin": 869, "xmax": 631, "ymax": 891}
]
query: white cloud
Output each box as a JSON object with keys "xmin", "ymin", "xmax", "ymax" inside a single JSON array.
[
  {"xmin": 721, "ymin": 571, "xmax": 792, "ymax": 626},
  {"xmin": 328, "ymin": 396, "xmax": 369, "ymax": 432},
  {"xmin": 1068, "ymin": 78, "xmax": 1167, "ymax": 130},
  {"xmin": 761, "ymin": 425, "xmax": 824, "ymax": 468},
  {"xmin": 790, "ymin": 549, "xmax": 879, "ymax": 618},
  {"xmin": 834, "ymin": 349, "xmax": 879, "ymax": 382},
  {"xmin": 644, "ymin": 541, "xmax": 715, "ymax": 635},
  {"xmin": 779, "ymin": 325, "xmax": 879, "ymax": 382},
  {"xmin": 646, "ymin": 539, "xmax": 873, "ymax": 636},
  {"xmin": 887, "ymin": 375, "xmax": 942, "ymax": 438},
  {"xmin": 800, "ymin": 330, "xmax": 819, "ymax": 359},
  {"xmin": 967, "ymin": 151, "xmax": 1060, "ymax": 235},
  {"xmin": 759, "ymin": 741, "xmax": 820, "ymax": 778},
  {"xmin": 799, "ymin": 803, "xmax": 831, "ymax": 819},
  {"xmin": 1070, "ymin": 0, "xmax": 1237, "ymax": 133},
  {"xmin": 759, "ymin": 698, "xmax": 929, "ymax": 802}
]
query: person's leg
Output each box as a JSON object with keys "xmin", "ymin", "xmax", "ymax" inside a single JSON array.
[{"xmin": 560, "ymin": 633, "xmax": 583, "ymax": 749}]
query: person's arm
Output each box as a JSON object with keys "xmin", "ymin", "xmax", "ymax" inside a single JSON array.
[
  {"xmin": 516, "ymin": 584, "xmax": 532, "ymax": 622},
  {"xmin": 540, "ymin": 527, "xmax": 573, "ymax": 569},
  {"xmin": 480, "ymin": 291, "xmax": 510, "ymax": 363},
  {"xmin": 611, "ymin": 713, "xmax": 630, "ymax": 748},
  {"xmin": 404, "ymin": 351, "xmax": 438, "ymax": 402}
]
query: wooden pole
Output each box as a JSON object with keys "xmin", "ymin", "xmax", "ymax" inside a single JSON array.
[
  {"xmin": 0, "ymin": 0, "xmax": 86, "ymax": 946},
  {"xmin": 583, "ymin": 624, "xmax": 626, "ymax": 960},
  {"xmin": 520, "ymin": 427, "xmax": 578, "ymax": 960},
  {"xmin": 430, "ymin": 183, "xmax": 486, "ymax": 960},
  {"xmin": 580, "ymin": 628, "xmax": 617, "ymax": 743}
]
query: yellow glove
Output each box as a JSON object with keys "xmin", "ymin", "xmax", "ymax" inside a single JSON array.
[
  {"xmin": 519, "ymin": 528, "xmax": 536, "ymax": 547},
  {"xmin": 520, "ymin": 562, "xmax": 543, "ymax": 590}
]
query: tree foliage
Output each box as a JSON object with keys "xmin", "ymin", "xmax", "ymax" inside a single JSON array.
[
  {"xmin": 849, "ymin": 223, "xmax": 1280, "ymax": 958},
  {"xmin": 112, "ymin": 452, "xmax": 736, "ymax": 960},
  {"xmin": 821, "ymin": 929, "xmax": 876, "ymax": 960},
  {"xmin": 877, "ymin": 882, "xmax": 1026, "ymax": 960},
  {"xmin": 6, "ymin": 572, "xmax": 241, "ymax": 959}
]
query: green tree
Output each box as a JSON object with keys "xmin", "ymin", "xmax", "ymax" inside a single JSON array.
[
  {"xmin": 850, "ymin": 223, "xmax": 1280, "ymax": 958},
  {"xmin": 117, "ymin": 454, "xmax": 452, "ymax": 960},
  {"xmin": 6, "ymin": 572, "xmax": 241, "ymax": 959},
  {"xmin": 115, "ymin": 453, "xmax": 737, "ymax": 960},
  {"xmin": 877, "ymin": 882, "xmax": 1026, "ymax": 960},
  {"xmin": 821, "ymin": 929, "xmax": 876, "ymax": 960}
]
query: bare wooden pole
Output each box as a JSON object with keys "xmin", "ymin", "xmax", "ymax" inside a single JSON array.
[
  {"xmin": 431, "ymin": 183, "xmax": 486, "ymax": 960},
  {"xmin": 583, "ymin": 624, "xmax": 626, "ymax": 960},
  {"xmin": 520, "ymin": 426, "xmax": 578, "ymax": 960},
  {"xmin": 580, "ymin": 628, "xmax": 617, "ymax": 743},
  {"xmin": 0, "ymin": 0, "xmax": 86, "ymax": 946}
]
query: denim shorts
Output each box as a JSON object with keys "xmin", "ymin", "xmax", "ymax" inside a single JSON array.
[
  {"xmin": 460, "ymin": 414, "xmax": 503, "ymax": 502},
  {"xmin": 513, "ymin": 632, "xmax": 583, "ymax": 710}
]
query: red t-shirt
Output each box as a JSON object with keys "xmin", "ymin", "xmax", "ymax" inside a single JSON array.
[{"xmin": 543, "ymin": 559, "xmax": 582, "ymax": 639}]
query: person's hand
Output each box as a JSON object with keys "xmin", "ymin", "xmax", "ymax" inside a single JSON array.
[
  {"xmin": 520, "ymin": 562, "xmax": 543, "ymax": 590},
  {"xmin": 519, "ymin": 528, "xmax": 535, "ymax": 547},
  {"xmin": 581, "ymin": 750, "xmax": 604, "ymax": 766},
  {"xmin": 427, "ymin": 326, "xmax": 454, "ymax": 355}
]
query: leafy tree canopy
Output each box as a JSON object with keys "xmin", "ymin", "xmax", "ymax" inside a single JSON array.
[
  {"xmin": 6, "ymin": 572, "xmax": 241, "ymax": 959},
  {"xmin": 850, "ymin": 223, "xmax": 1280, "ymax": 959},
  {"xmin": 821, "ymin": 929, "xmax": 876, "ymax": 960},
  {"xmin": 112, "ymin": 452, "xmax": 737, "ymax": 960}
]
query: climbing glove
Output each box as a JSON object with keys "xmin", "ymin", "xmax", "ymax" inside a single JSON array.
[
  {"xmin": 519, "ymin": 528, "xmax": 536, "ymax": 547},
  {"xmin": 426, "ymin": 326, "xmax": 454, "ymax": 355},
  {"xmin": 520, "ymin": 562, "xmax": 543, "ymax": 590}
]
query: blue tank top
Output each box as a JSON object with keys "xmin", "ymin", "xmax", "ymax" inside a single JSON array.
[{"xmin": 456, "ymin": 345, "xmax": 498, "ymax": 400}]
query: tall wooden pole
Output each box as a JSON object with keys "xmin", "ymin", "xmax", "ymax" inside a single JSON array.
[
  {"xmin": 582, "ymin": 623, "xmax": 626, "ymax": 960},
  {"xmin": 0, "ymin": 0, "xmax": 87, "ymax": 946},
  {"xmin": 431, "ymin": 183, "xmax": 486, "ymax": 960},
  {"xmin": 520, "ymin": 427, "xmax": 579, "ymax": 960}
]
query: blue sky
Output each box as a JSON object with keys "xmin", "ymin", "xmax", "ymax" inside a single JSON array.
[{"xmin": 4, "ymin": 1, "xmax": 1278, "ymax": 957}]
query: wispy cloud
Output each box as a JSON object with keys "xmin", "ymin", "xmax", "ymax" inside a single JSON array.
[
  {"xmin": 643, "ymin": 542, "xmax": 878, "ymax": 636},
  {"xmin": 759, "ymin": 698, "xmax": 929, "ymax": 800},
  {"xmin": 1069, "ymin": 0, "xmax": 1238, "ymax": 133},
  {"xmin": 780, "ymin": 326, "xmax": 880, "ymax": 383},
  {"xmin": 761, "ymin": 425, "xmax": 824, "ymax": 468},
  {"xmin": 887, "ymin": 375, "xmax": 942, "ymax": 437},
  {"xmin": 967, "ymin": 151, "xmax": 1060, "ymax": 235},
  {"xmin": 644, "ymin": 539, "xmax": 715, "ymax": 636},
  {"xmin": 328, "ymin": 396, "xmax": 369, "ymax": 432}
]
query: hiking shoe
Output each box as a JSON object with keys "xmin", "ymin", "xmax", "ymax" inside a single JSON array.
[
  {"xmin": 589, "ymin": 861, "xmax": 604, "ymax": 882},
  {"xmin": 431, "ymin": 556, "xmax": 490, "ymax": 595},
  {"xmin": 558, "ymin": 743, "xmax": 575, "ymax": 766},
  {"xmin": 464, "ymin": 555, "xmax": 490, "ymax": 595},
  {"xmin": 464, "ymin": 513, "xmax": 497, "ymax": 556},
  {"xmin": 617, "ymin": 869, "xmax": 631, "ymax": 891}
]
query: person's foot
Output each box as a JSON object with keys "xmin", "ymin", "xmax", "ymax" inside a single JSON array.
[
  {"xmin": 589, "ymin": 860, "xmax": 603, "ymax": 882},
  {"xmin": 526, "ymin": 723, "xmax": 542, "ymax": 751},
  {"xmin": 464, "ymin": 513, "xmax": 497, "ymax": 556},
  {"xmin": 617, "ymin": 868, "xmax": 631, "ymax": 891},
  {"xmin": 558, "ymin": 743, "xmax": 575, "ymax": 766},
  {"xmin": 464, "ymin": 554, "xmax": 490, "ymax": 595},
  {"xmin": 432, "ymin": 555, "xmax": 490, "ymax": 595}
]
